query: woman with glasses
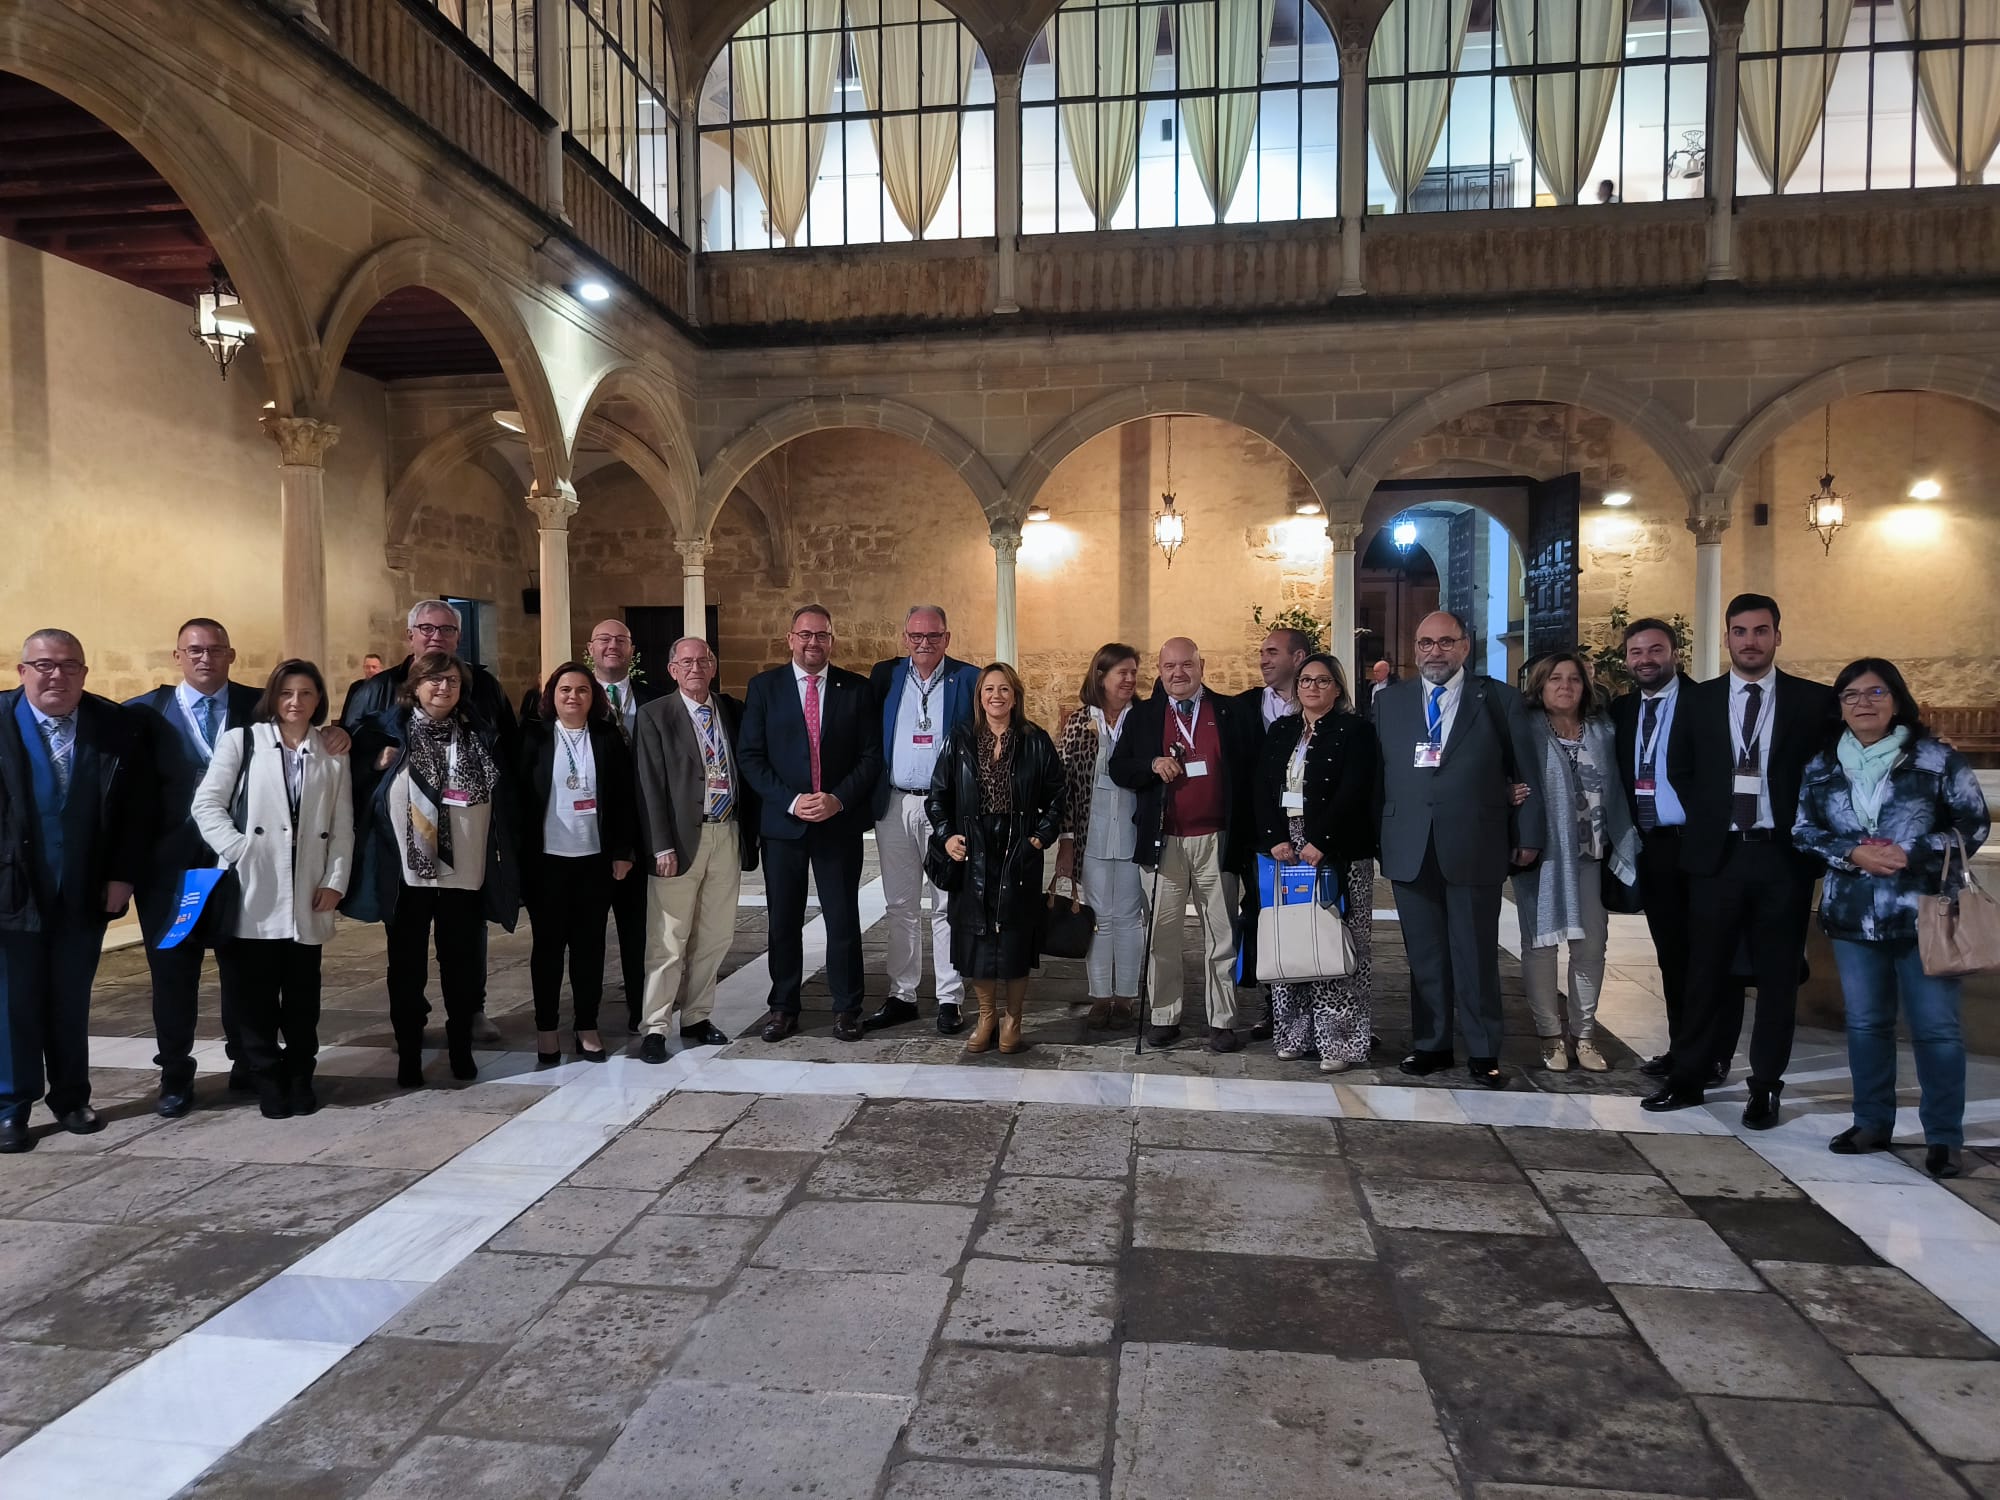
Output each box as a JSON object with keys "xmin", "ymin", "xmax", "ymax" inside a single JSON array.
[
  {"xmin": 1254, "ymin": 654, "xmax": 1380, "ymax": 1072},
  {"xmin": 1054, "ymin": 643, "xmax": 1146, "ymax": 1029},
  {"xmin": 1793, "ymin": 659, "xmax": 1989, "ymax": 1178},
  {"xmin": 1512, "ymin": 651, "xmax": 1640, "ymax": 1073}
]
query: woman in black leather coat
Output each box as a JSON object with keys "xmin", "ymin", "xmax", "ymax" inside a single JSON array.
[{"xmin": 928, "ymin": 663, "xmax": 1064, "ymax": 1055}]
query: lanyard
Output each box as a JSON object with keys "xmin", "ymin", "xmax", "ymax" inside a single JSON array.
[
  {"xmin": 1168, "ymin": 694, "xmax": 1203, "ymax": 753},
  {"xmin": 1730, "ymin": 679, "xmax": 1775, "ymax": 765},
  {"xmin": 556, "ymin": 725, "xmax": 591, "ymax": 791},
  {"xmin": 908, "ymin": 663, "xmax": 939, "ymax": 732},
  {"xmin": 179, "ymin": 691, "xmax": 222, "ymax": 761},
  {"xmin": 693, "ymin": 703, "xmax": 725, "ymax": 767},
  {"xmin": 1285, "ymin": 718, "xmax": 1315, "ymax": 791},
  {"xmin": 1638, "ymin": 690, "xmax": 1670, "ymax": 768}
]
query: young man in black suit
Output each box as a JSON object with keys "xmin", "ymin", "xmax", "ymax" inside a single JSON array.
[
  {"xmin": 737, "ymin": 605, "xmax": 884, "ymax": 1043},
  {"xmin": 586, "ymin": 618, "xmax": 668, "ymax": 1031},
  {"xmin": 1643, "ymin": 593, "xmax": 1836, "ymax": 1128}
]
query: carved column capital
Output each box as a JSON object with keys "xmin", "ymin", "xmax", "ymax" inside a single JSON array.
[
  {"xmin": 527, "ymin": 483, "xmax": 579, "ymax": 529},
  {"xmin": 1324, "ymin": 518, "xmax": 1364, "ymax": 552},
  {"xmin": 989, "ymin": 527, "xmax": 1023, "ymax": 562},
  {"xmin": 675, "ymin": 537, "xmax": 710, "ymax": 571},
  {"xmin": 261, "ymin": 415, "xmax": 341, "ymax": 468},
  {"xmin": 1688, "ymin": 493, "xmax": 1732, "ymax": 547},
  {"xmin": 991, "ymin": 69, "xmax": 1022, "ymax": 103}
]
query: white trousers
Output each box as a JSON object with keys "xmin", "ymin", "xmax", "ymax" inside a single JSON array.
[
  {"xmin": 876, "ymin": 790, "xmax": 961, "ymax": 1005},
  {"xmin": 1081, "ymin": 853, "xmax": 1146, "ymax": 999},
  {"xmin": 641, "ymin": 822, "xmax": 742, "ymax": 1033},
  {"xmin": 1147, "ymin": 832, "xmax": 1238, "ymax": 1029},
  {"xmin": 1518, "ymin": 855, "xmax": 1607, "ymax": 1040}
]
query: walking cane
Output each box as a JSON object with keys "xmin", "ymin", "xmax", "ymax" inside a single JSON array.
[{"xmin": 1135, "ymin": 851, "xmax": 1164, "ymax": 1058}]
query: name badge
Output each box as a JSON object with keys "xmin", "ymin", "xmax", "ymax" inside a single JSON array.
[
  {"xmin": 572, "ymin": 796, "xmax": 598, "ymax": 815},
  {"xmin": 1635, "ymin": 778, "xmax": 1656, "ymax": 794},
  {"xmin": 707, "ymin": 772, "xmax": 731, "ymax": 792},
  {"xmin": 1183, "ymin": 760, "xmax": 1209, "ymax": 778},
  {"xmin": 911, "ymin": 734, "xmax": 934, "ymax": 746},
  {"xmin": 1733, "ymin": 772, "xmax": 1761, "ymax": 800},
  {"xmin": 1281, "ymin": 790, "xmax": 1305, "ymax": 812},
  {"xmin": 443, "ymin": 789, "xmax": 472, "ymax": 806},
  {"xmin": 1414, "ymin": 741, "xmax": 1443, "ymax": 769}
]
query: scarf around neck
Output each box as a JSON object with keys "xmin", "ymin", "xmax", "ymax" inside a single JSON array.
[
  {"xmin": 403, "ymin": 708, "xmax": 496, "ymax": 880},
  {"xmin": 1837, "ymin": 724, "xmax": 1909, "ymax": 835}
]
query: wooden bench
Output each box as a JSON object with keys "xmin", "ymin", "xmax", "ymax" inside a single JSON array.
[{"xmin": 1920, "ymin": 705, "xmax": 2000, "ymax": 764}]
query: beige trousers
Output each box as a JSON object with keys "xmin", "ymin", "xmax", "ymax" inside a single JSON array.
[
  {"xmin": 641, "ymin": 821, "xmax": 742, "ymax": 1034},
  {"xmin": 1147, "ymin": 832, "xmax": 1239, "ymax": 1030}
]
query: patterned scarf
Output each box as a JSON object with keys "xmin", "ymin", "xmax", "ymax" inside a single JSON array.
[{"xmin": 403, "ymin": 708, "xmax": 497, "ymax": 880}]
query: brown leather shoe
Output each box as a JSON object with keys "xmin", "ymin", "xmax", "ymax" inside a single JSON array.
[
  {"xmin": 759, "ymin": 1010, "xmax": 800, "ymax": 1043},
  {"xmin": 832, "ymin": 1013, "xmax": 864, "ymax": 1042},
  {"xmin": 1085, "ymin": 999, "xmax": 1114, "ymax": 1029}
]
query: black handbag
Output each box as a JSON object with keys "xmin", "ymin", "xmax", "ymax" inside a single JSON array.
[
  {"xmin": 1601, "ymin": 861, "xmax": 1643, "ymax": 915},
  {"xmin": 924, "ymin": 829, "xmax": 965, "ymax": 894},
  {"xmin": 1041, "ymin": 874, "xmax": 1096, "ymax": 959}
]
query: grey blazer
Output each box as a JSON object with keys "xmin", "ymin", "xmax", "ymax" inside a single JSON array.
[
  {"xmin": 634, "ymin": 691, "xmax": 760, "ymax": 875},
  {"xmin": 1375, "ymin": 674, "xmax": 1546, "ymax": 886}
]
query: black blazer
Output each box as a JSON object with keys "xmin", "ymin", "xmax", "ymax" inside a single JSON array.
[
  {"xmin": 737, "ymin": 662, "xmax": 884, "ymax": 841},
  {"xmin": 1107, "ymin": 688, "xmax": 1254, "ymax": 871},
  {"xmin": 1255, "ymin": 712, "xmax": 1381, "ymax": 865},
  {"xmin": 516, "ymin": 717, "xmax": 640, "ymax": 869},
  {"xmin": 1608, "ymin": 674, "xmax": 1694, "ymax": 827},
  {"xmin": 0, "ymin": 689, "xmax": 150, "ymax": 932},
  {"xmin": 124, "ymin": 680, "xmax": 263, "ymax": 939},
  {"xmin": 1666, "ymin": 669, "xmax": 1838, "ymax": 876}
]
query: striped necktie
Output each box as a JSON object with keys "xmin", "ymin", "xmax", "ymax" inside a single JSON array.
[
  {"xmin": 698, "ymin": 703, "xmax": 732, "ymax": 820},
  {"xmin": 198, "ymin": 694, "xmax": 220, "ymax": 749},
  {"xmin": 41, "ymin": 715, "xmax": 75, "ymax": 798}
]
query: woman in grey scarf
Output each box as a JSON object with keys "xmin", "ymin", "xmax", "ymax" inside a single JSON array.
[{"xmin": 1511, "ymin": 652, "xmax": 1639, "ymax": 1072}]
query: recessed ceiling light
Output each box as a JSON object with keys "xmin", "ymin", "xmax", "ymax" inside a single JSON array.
[
  {"xmin": 1602, "ymin": 491, "xmax": 1633, "ymax": 507},
  {"xmin": 576, "ymin": 280, "xmax": 612, "ymax": 304},
  {"xmin": 1293, "ymin": 497, "xmax": 1323, "ymax": 516},
  {"xmin": 1908, "ymin": 478, "xmax": 1942, "ymax": 501},
  {"xmin": 493, "ymin": 410, "xmax": 526, "ymax": 433}
]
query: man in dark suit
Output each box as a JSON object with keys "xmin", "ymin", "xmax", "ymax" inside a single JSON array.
[
  {"xmin": 341, "ymin": 599, "xmax": 518, "ymax": 1046},
  {"xmin": 633, "ymin": 635, "xmax": 759, "ymax": 1062},
  {"xmin": 1360, "ymin": 659, "xmax": 1398, "ymax": 721},
  {"xmin": 1110, "ymin": 637, "xmax": 1255, "ymax": 1053},
  {"xmin": 0, "ymin": 629, "xmax": 151, "ymax": 1151},
  {"xmin": 737, "ymin": 605, "xmax": 883, "ymax": 1042},
  {"xmin": 1228, "ymin": 627, "xmax": 1307, "ymax": 1017},
  {"xmin": 587, "ymin": 617, "xmax": 668, "ymax": 1030},
  {"xmin": 863, "ymin": 605, "xmax": 980, "ymax": 1035},
  {"xmin": 1375, "ymin": 610, "xmax": 1544, "ymax": 1089},
  {"xmin": 1644, "ymin": 593, "xmax": 1836, "ymax": 1128}
]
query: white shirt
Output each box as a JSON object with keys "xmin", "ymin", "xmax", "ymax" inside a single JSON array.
[
  {"xmin": 1259, "ymin": 686, "xmax": 1298, "ymax": 728},
  {"xmin": 598, "ymin": 676, "xmax": 638, "ymax": 739},
  {"xmin": 679, "ymin": 691, "xmax": 735, "ymax": 789},
  {"xmin": 1728, "ymin": 670, "xmax": 1779, "ymax": 830},
  {"xmin": 889, "ymin": 661, "xmax": 946, "ymax": 792},
  {"xmin": 176, "ymin": 680, "xmax": 228, "ymax": 761},
  {"xmin": 1419, "ymin": 668, "xmax": 1466, "ymax": 745},
  {"xmin": 1087, "ymin": 706, "xmax": 1137, "ymax": 860},
  {"xmin": 543, "ymin": 722, "xmax": 602, "ymax": 857},
  {"xmin": 1633, "ymin": 676, "xmax": 1687, "ymax": 828}
]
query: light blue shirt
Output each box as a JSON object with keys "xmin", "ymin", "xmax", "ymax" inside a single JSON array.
[
  {"xmin": 889, "ymin": 662, "xmax": 946, "ymax": 792},
  {"xmin": 1634, "ymin": 676, "xmax": 1687, "ymax": 828},
  {"xmin": 175, "ymin": 680, "xmax": 228, "ymax": 760}
]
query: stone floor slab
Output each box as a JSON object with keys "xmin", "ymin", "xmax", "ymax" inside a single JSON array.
[
  {"xmin": 1688, "ymin": 1196, "xmax": 1883, "ymax": 1266},
  {"xmin": 0, "ymin": 1341, "xmax": 142, "ymax": 1425},
  {"xmin": 907, "ymin": 1347, "xmax": 1114, "ymax": 1468},
  {"xmin": 1629, "ymin": 1135, "xmax": 1802, "ymax": 1201},
  {"xmin": 0, "ymin": 1219, "xmax": 163, "ymax": 1319},
  {"xmin": 720, "ymin": 1094, "xmax": 863, "ymax": 1151},
  {"xmin": 1474, "ymin": 1488, "xmax": 1747, "ymax": 1500},
  {"xmin": 1496, "ymin": 1128, "xmax": 1656, "ymax": 1175},
  {"xmin": 564, "ymin": 1128, "xmax": 714, "ymax": 1191},
  {"xmin": 1527, "ymin": 1170, "xmax": 1693, "ymax": 1219},
  {"xmin": 584, "ymin": 1211, "xmax": 766, "ymax": 1287},
  {"xmin": 977, "ymin": 1175, "xmax": 1126, "ymax": 1263},
  {"xmin": 1136, "ymin": 1109, "xmax": 1340, "ymax": 1157},
  {"xmin": 180, "ymin": 1458, "xmax": 367, "ymax": 1499},
  {"xmin": 669, "ymin": 1267, "xmax": 948, "ymax": 1395},
  {"xmin": 1851, "ymin": 1357, "xmax": 2000, "ymax": 1461},
  {"xmin": 1559, "ymin": 1214, "xmax": 1761, "ymax": 1290},
  {"xmin": 1122, "ymin": 1246, "xmax": 1412, "ymax": 1356},
  {"xmin": 1965, "ymin": 1463, "xmax": 2000, "ymax": 1499},
  {"xmin": 379, "ymin": 1251, "xmax": 582, "ymax": 1343},
  {"xmin": 160, "ymin": 1163, "xmax": 419, "ymax": 1235},
  {"xmin": 1380, "ymin": 1230, "xmax": 1626, "ymax": 1337},
  {"xmin": 16, "ymin": 1157, "xmax": 234, "ymax": 1224},
  {"xmin": 483, "ymin": 1186, "xmax": 655, "ymax": 1256},
  {"xmin": 574, "ymin": 1381, "xmax": 909, "ymax": 1500},
  {"xmin": 0, "ymin": 1156, "xmax": 107, "ymax": 1215},
  {"xmin": 639, "ymin": 1091, "xmax": 756, "ymax": 1133},
  {"xmin": 1339, "ymin": 1120, "xmax": 1523, "ymax": 1183},
  {"xmin": 1005, "ymin": 1104, "xmax": 1137, "ymax": 1177},
  {"xmin": 1362, "ymin": 1178, "xmax": 1559, "ymax": 1236},
  {"xmin": 1756, "ymin": 1260, "xmax": 2000, "ymax": 1357},
  {"xmin": 751, "ymin": 1199, "xmax": 975, "ymax": 1275},
  {"xmin": 1134, "ymin": 1148, "xmax": 1373, "ymax": 1259},
  {"xmin": 1698, "ymin": 1395, "xmax": 1968, "ymax": 1500},
  {"xmin": 1111, "ymin": 1344, "xmax": 1458, "ymax": 1500},
  {"xmin": 1612, "ymin": 1287, "xmax": 1874, "ymax": 1401},
  {"xmin": 313, "ymin": 1110, "xmax": 512, "ymax": 1172},
  {"xmin": 239, "ymin": 1338, "xmax": 490, "ymax": 1469},
  {"xmin": 884, "ymin": 1461, "xmax": 1100, "ymax": 1500},
  {"xmin": 653, "ymin": 1148, "xmax": 818, "ymax": 1216},
  {"xmin": 356, "ymin": 1436, "xmax": 591, "ymax": 1499},
  {"xmin": 941, "ymin": 1258, "xmax": 1116, "ymax": 1349}
]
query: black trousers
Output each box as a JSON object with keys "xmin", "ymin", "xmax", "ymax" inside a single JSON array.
[
  {"xmin": 0, "ymin": 918, "xmax": 104, "ymax": 1122},
  {"xmin": 609, "ymin": 861, "xmax": 648, "ymax": 1026},
  {"xmin": 144, "ymin": 919, "xmax": 241, "ymax": 1091},
  {"xmin": 527, "ymin": 854, "xmax": 614, "ymax": 1032},
  {"xmin": 215, "ymin": 938, "xmax": 323, "ymax": 1087},
  {"xmin": 1671, "ymin": 838, "xmax": 1814, "ymax": 1090},
  {"xmin": 1636, "ymin": 830, "xmax": 1693, "ymax": 1052},
  {"xmin": 386, "ymin": 885, "xmax": 485, "ymax": 1054},
  {"xmin": 764, "ymin": 826, "xmax": 865, "ymax": 1015}
]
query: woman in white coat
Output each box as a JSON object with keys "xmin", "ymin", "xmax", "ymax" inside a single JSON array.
[{"xmin": 192, "ymin": 659, "xmax": 353, "ymax": 1118}]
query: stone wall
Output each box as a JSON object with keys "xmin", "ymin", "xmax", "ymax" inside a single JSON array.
[{"xmin": 399, "ymin": 460, "xmax": 540, "ymax": 698}]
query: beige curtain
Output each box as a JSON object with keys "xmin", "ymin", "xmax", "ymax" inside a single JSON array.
[
  {"xmin": 729, "ymin": 0, "xmax": 843, "ymax": 245},
  {"xmin": 1739, "ymin": 0, "xmax": 1856, "ymax": 192},
  {"xmin": 1175, "ymin": 0, "xmax": 1277, "ymax": 219},
  {"xmin": 849, "ymin": 0, "xmax": 977, "ymax": 237},
  {"xmin": 1493, "ymin": 0, "xmax": 1624, "ymax": 204},
  {"xmin": 1368, "ymin": 0, "xmax": 1472, "ymax": 212},
  {"xmin": 1058, "ymin": 0, "xmax": 1164, "ymax": 229},
  {"xmin": 1899, "ymin": 0, "xmax": 2000, "ymax": 184}
]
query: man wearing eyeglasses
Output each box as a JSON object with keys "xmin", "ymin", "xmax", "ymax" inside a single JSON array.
[
  {"xmin": 586, "ymin": 619, "xmax": 667, "ymax": 1031},
  {"xmin": 737, "ymin": 605, "xmax": 883, "ymax": 1043},
  {"xmin": 1374, "ymin": 611, "xmax": 1543, "ymax": 1090},
  {"xmin": 863, "ymin": 605, "xmax": 980, "ymax": 1036},
  {"xmin": 0, "ymin": 630, "xmax": 152, "ymax": 1151}
]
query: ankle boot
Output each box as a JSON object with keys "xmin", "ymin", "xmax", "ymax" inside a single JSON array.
[
  {"xmin": 964, "ymin": 983, "xmax": 998, "ymax": 1054},
  {"xmin": 998, "ymin": 980, "xmax": 1027, "ymax": 1054},
  {"xmin": 446, "ymin": 1021, "xmax": 477, "ymax": 1082}
]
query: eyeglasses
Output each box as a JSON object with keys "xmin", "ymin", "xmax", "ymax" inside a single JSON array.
[
  {"xmin": 905, "ymin": 632, "xmax": 946, "ymax": 645},
  {"xmin": 417, "ymin": 674, "xmax": 459, "ymax": 688},
  {"xmin": 1415, "ymin": 636, "xmax": 1464, "ymax": 653},
  {"xmin": 20, "ymin": 660, "xmax": 85, "ymax": 677},
  {"xmin": 589, "ymin": 635, "xmax": 631, "ymax": 647},
  {"xmin": 178, "ymin": 646, "xmax": 230, "ymax": 659},
  {"xmin": 1296, "ymin": 674, "xmax": 1337, "ymax": 689},
  {"xmin": 1839, "ymin": 686, "xmax": 1892, "ymax": 706},
  {"xmin": 792, "ymin": 630, "xmax": 834, "ymax": 644},
  {"xmin": 674, "ymin": 655, "xmax": 716, "ymax": 668},
  {"xmin": 411, "ymin": 623, "xmax": 460, "ymax": 638}
]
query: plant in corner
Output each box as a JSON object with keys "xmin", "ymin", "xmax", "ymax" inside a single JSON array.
[
  {"xmin": 1589, "ymin": 604, "xmax": 1692, "ymax": 695},
  {"xmin": 1251, "ymin": 604, "xmax": 1324, "ymax": 654}
]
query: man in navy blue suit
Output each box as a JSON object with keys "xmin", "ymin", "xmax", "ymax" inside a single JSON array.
[
  {"xmin": 0, "ymin": 629, "xmax": 151, "ymax": 1151},
  {"xmin": 862, "ymin": 605, "xmax": 980, "ymax": 1036},
  {"xmin": 737, "ymin": 605, "xmax": 883, "ymax": 1043}
]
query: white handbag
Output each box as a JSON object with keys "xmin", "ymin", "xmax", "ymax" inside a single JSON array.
[{"xmin": 1256, "ymin": 867, "xmax": 1356, "ymax": 983}]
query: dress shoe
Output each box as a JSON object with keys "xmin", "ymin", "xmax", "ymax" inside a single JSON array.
[
  {"xmin": 1927, "ymin": 1144, "xmax": 1962, "ymax": 1179},
  {"xmin": 1086, "ymin": 999, "xmax": 1114, "ymax": 1029},
  {"xmin": 1319, "ymin": 1058, "xmax": 1352, "ymax": 1074},
  {"xmin": 861, "ymin": 997, "xmax": 920, "ymax": 1032},
  {"xmin": 832, "ymin": 1012, "xmax": 865, "ymax": 1042},
  {"xmin": 639, "ymin": 1034, "xmax": 669, "ymax": 1064},
  {"xmin": 155, "ymin": 1090, "xmax": 193, "ymax": 1119},
  {"xmin": 1146, "ymin": 1024, "xmax": 1182, "ymax": 1049},
  {"xmin": 397, "ymin": 1054, "xmax": 425, "ymax": 1088},
  {"xmin": 0, "ymin": 1116, "xmax": 33, "ymax": 1153},
  {"xmin": 1639, "ymin": 1054, "xmax": 1671, "ymax": 1078},
  {"xmin": 289, "ymin": 1081, "xmax": 320, "ymax": 1117},
  {"xmin": 258, "ymin": 1093, "xmax": 294, "ymax": 1121},
  {"xmin": 1468, "ymin": 1058, "xmax": 1507, "ymax": 1090},
  {"xmin": 1111, "ymin": 1000, "xmax": 1137, "ymax": 1027},
  {"xmin": 935, "ymin": 1003, "xmax": 962, "ymax": 1036},
  {"xmin": 1207, "ymin": 1026, "xmax": 1241, "ymax": 1054},
  {"xmin": 1573, "ymin": 1038, "xmax": 1611, "ymax": 1073},
  {"xmin": 535, "ymin": 1048, "xmax": 562, "ymax": 1068},
  {"xmin": 680, "ymin": 1020, "xmax": 730, "ymax": 1047},
  {"xmin": 759, "ymin": 1010, "xmax": 800, "ymax": 1043},
  {"xmin": 1641, "ymin": 1083, "xmax": 1704, "ymax": 1113},
  {"xmin": 1829, "ymin": 1124, "xmax": 1892, "ymax": 1154},
  {"xmin": 1741, "ymin": 1081, "xmax": 1783, "ymax": 1131},
  {"xmin": 57, "ymin": 1107, "xmax": 104, "ymax": 1135},
  {"xmin": 447, "ymin": 1031, "xmax": 478, "ymax": 1081},
  {"xmin": 1540, "ymin": 1040, "xmax": 1571, "ymax": 1072},
  {"xmin": 1399, "ymin": 1049, "xmax": 1455, "ymax": 1077},
  {"xmin": 227, "ymin": 1065, "xmax": 256, "ymax": 1094},
  {"xmin": 469, "ymin": 1012, "xmax": 504, "ymax": 1047},
  {"xmin": 1708, "ymin": 1060, "xmax": 1731, "ymax": 1087}
]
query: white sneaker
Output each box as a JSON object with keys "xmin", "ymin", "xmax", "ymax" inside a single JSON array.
[
  {"xmin": 1541, "ymin": 1041, "xmax": 1571, "ymax": 1072},
  {"xmin": 1573, "ymin": 1038, "xmax": 1610, "ymax": 1072},
  {"xmin": 1276, "ymin": 1047, "xmax": 1306, "ymax": 1062},
  {"xmin": 1319, "ymin": 1058, "xmax": 1351, "ymax": 1074}
]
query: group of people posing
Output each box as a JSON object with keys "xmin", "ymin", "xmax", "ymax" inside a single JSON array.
[{"xmin": 0, "ymin": 592, "xmax": 1986, "ymax": 1177}]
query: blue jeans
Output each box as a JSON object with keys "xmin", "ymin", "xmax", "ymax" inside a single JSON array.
[{"xmin": 1830, "ymin": 935, "xmax": 1965, "ymax": 1147}]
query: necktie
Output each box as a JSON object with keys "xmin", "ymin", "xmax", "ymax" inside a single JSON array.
[
  {"xmin": 1175, "ymin": 699, "xmax": 1195, "ymax": 725},
  {"xmin": 698, "ymin": 703, "xmax": 732, "ymax": 820},
  {"xmin": 41, "ymin": 716, "xmax": 74, "ymax": 798},
  {"xmin": 1425, "ymin": 684, "xmax": 1446, "ymax": 740},
  {"xmin": 609, "ymin": 683, "xmax": 622, "ymax": 713},
  {"xmin": 1732, "ymin": 683, "xmax": 1763, "ymax": 831},
  {"xmin": 198, "ymin": 695, "xmax": 219, "ymax": 749},
  {"xmin": 803, "ymin": 674, "xmax": 823, "ymax": 793},
  {"xmin": 1637, "ymin": 697, "xmax": 1660, "ymax": 831}
]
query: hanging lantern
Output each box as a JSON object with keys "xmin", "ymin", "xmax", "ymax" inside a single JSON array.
[
  {"xmin": 1805, "ymin": 410, "xmax": 1848, "ymax": 555},
  {"xmin": 1392, "ymin": 517, "xmax": 1418, "ymax": 550},
  {"xmin": 191, "ymin": 262, "xmax": 255, "ymax": 379},
  {"xmin": 1153, "ymin": 417, "xmax": 1186, "ymax": 566}
]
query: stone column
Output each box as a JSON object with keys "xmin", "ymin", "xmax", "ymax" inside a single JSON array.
[
  {"xmin": 534, "ymin": 0, "xmax": 569, "ymax": 222},
  {"xmin": 1327, "ymin": 518, "xmax": 1362, "ymax": 685},
  {"xmin": 527, "ymin": 483, "xmax": 580, "ymax": 678},
  {"xmin": 991, "ymin": 526, "xmax": 1022, "ymax": 665},
  {"xmin": 1689, "ymin": 509, "xmax": 1730, "ymax": 679},
  {"xmin": 261, "ymin": 415, "xmax": 341, "ymax": 665},
  {"xmin": 1707, "ymin": 23, "xmax": 1742, "ymax": 282},
  {"xmin": 676, "ymin": 537, "xmax": 709, "ymax": 644},
  {"xmin": 1337, "ymin": 42, "xmax": 1370, "ymax": 297},
  {"xmin": 679, "ymin": 94, "xmax": 703, "ymax": 323},
  {"xmin": 993, "ymin": 71, "xmax": 1023, "ymax": 315}
]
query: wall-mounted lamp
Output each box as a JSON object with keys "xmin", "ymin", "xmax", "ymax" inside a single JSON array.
[
  {"xmin": 1026, "ymin": 502, "xmax": 1052, "ymax": 523},
  {"xmin": 191, "ymin": 262, "xmax": 256, "ymax": 379},
  {"xmin": 1602, "ymin": 491, "xmax": 1633, "ymax": 508},
  {"xmin": 575, "ymin": 279, "xmax": 612, "ymax": 304}
]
